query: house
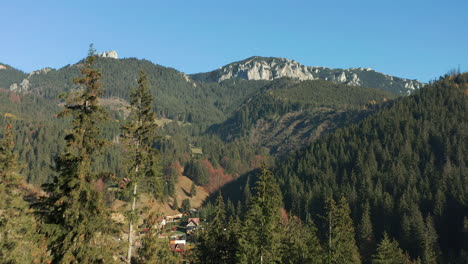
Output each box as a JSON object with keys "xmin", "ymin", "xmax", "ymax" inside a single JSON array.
[
  {"xmin": 169, "ymin": 239, "xmax": 186, "ymax": 252},
  {"xmin": 186, "ymin": 218, "xmax": 200, "ymax": 232}
]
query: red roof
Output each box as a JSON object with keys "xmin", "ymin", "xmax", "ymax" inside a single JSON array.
[{"xmin": 188, "ymin": 218, "xmax": 200, "ymax": 225}]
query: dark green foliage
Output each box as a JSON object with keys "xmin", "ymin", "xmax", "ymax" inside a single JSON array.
[
  {"xmin": 36, "ymin": 46, "xmax": 117, "ymax": 263},
  {"xmin": 280, "ymin": 216, "xmax": 325, "ymax": 264},
  {"xmin": 184, "ymin": 159, "xmax": 209, "ymax": 185},
  {"xmin": 181, "ymin": 198, "xmax": 191, "ymax": 213},
  {"xmin": 0, "ymin": 64, "xmax": 27, "ymax": 89},
  {"xmin": 209, "ymin": 78, "xmax": 396, "ymax": 154},
  {"xmin": 172, "ymin": 196, "xmax": 178, "ymax": 211},
  {"xmin": 371, "ymin": 233, "xmax": 412, "ymax": 264},
  {"xmin": 190, "ymin": 182, "xmax": 197, "ymax": 197},
  {"xmin": 121, "ymin": 70, "xmax": 163, "ymax": 262},
  {"xmin": 326, "ymin": 197, "xmax": 361, "ymax": 264},
  {"xmin": 274, "ymin": 73, "xmax": 468, "ymax": 261},
  {"xmin": 194, "ymin": 193, "xmax": 239, "ymax": 264},
  {"xmin": 0, "ymin": 124, "xmax": 48, "ymax": 263},
  {"xmin": 240, "ymin": 164, "xmax": 284, "ymax": 263}
]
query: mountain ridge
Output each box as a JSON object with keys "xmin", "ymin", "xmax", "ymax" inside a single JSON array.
[{"xmin": 190, "ymin": 56, "xmax": 425, "ymax": 95}]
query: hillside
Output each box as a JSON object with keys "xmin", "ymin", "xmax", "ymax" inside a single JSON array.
[
  {"xmin": 209, "ymin": 73, "xmax": 468, "ymax": 263},
  {"xmin": 209, "ymin": 78, "xmax": 397, "ymax": 154},
  {"xmin": 191, "ymin": 56, "xmax": 425, "ymax": 95},
  {"xmin": 272, "ymin": 73, "xmax": 468, "ymax": 262}
]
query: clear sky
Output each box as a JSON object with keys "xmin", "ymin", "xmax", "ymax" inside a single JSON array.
[{"xmin": 1, "ymin": 0, "xmax": 467, "ymax": 82}]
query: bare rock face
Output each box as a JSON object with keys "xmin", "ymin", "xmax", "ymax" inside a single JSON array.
[
  {"xmin": 97, "ymin": 50, "xmax": 118, "ymax": 59},
  {"xmin": 192, "ymin": 56, "xmax": 425, "ymax": 95},
  {"xmin": 9, "ymin": 67, "xmax": 52, "ymax": 93},
  {"xmin": 0, "ymin": 64, "xmax": 6, "ymax": 70},
  {"xmin": 218, "ymin": 57, "xmax": 317, "ymax": 82}
]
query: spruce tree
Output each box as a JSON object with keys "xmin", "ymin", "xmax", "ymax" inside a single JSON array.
[
  {"xmin": 280, "ymin": 216, "xmax": 324, "ymax": 264},
  {"xmin": 121, "ymin": 70, "xmax": 162, "ymax": 263},
  {"xmin": 37, "ymin": 45, "xmax": 117, "ymax": 263},
  {"xmin": 326, "ymin": 197, "xmax": 361, "ymax": 264},
  {"xmin": 241, "ymin": 164, "xmax": 284, "ymax": 264},
  {"xmin": 358, "ymin": 202, "xmax": 375, "ymax": 263},
  {"xmin": 194, "ymin": 193, "xmax": 241, "ymax": 264},
  {"xmin": 0, "ymin": 124, "xmax": 49, "ymax": 263},
  {"xmin": 371, "ymin": 233, "xmax": 412, "ymax": 264},
  {"xmin": 190, "ymin": 182, "xmax": 197, "ymax": 197}
]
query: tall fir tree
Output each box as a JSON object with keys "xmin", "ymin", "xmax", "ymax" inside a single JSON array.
[
  {"xmin": 358, "ymin": 202, "xmax": 375, "ymax": 263},
  {"xmin": 280, "ymin": 216, "xmax": 325, "ymax": 264},
  {"xmin": 240, "ymin": 164, "xmax": 284, "ymax": 264},
  {"xmin": 0, "ymin": 124, "xmax": 49, "ymax": 263},
  {"xmin": 326, "ymin": 197, "xmax": 361, "ymax": 264},
  {"xmin": 194, "ymin": 193, "xmax": 238, "ymax": 264},
  {"xmin": 371, "ymin": 233, "xmax": 412, "ymax": 264},
  {"xmin": 37, "ymin": 45, "xmax": 117, "ymax": 263},
  {"xmin": 121, "ymin": 70, "xmax": 162, "ymax": 263}
]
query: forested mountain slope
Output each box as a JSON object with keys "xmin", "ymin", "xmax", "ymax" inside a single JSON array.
[
  {"xmin": 273, "ymin": 73, "xmax": 468, "ymax": 262},
  {"xmin": 209, "ymin": 78, "xmax": 397, "ymax": 154}
]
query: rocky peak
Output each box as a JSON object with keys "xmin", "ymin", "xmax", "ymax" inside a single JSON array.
[
  {"xmin": 217, "ymin": 56, "xmax": 317, "ymax": 81},
  {"xmin": 191, "ymin": 56, "xmax": 425, "ymax": 95},
  {"xmin": 97, "ymin": 50, "xmax": 118, "ymax": 59}
]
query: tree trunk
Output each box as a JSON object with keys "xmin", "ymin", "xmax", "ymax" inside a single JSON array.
[{"xmin": 127, "ymin": 176, "xmax": 138, "ymax": 263}]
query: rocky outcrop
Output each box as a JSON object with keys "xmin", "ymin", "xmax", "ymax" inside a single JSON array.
[
  {"xmin": 217, "ymin": 57, "xmax": 317, "ymax": 82},
  {"xmin": 0, "ymin": 65, "xmax": 6, "ymax": 70},
  {"xmin": 97, "ymin": 50, "xmax": 118, "ymax": 59},
  {"xmin": 9, "ymin": 67, "xmax": 52, "ymax": 93},
  {"xmin": 191, "ymin": 56, "xmax": 425, "ymax": 95}
]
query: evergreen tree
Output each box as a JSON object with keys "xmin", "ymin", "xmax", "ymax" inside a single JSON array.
[
  {"xmin": 280, "ymin": 216, "xmax": 324, "ymax": 264},
  {"xmin": 358, "ymin": 202, "xmax": 375, "ymax": 263},
  {"xmin": 240, "ymin": 164, "xmax": 284, "ymax": 264},
  {"xmin": 194, "ymin": 193, "xmax": 237, "ymax": 264},
  {"xmin": 190, "ymin": 182, "xmax": 197, "ymax": 197},
  {"xmin": 172, "ymin": 196, "xmax": 179, "ymax": 211},
  {"xmin": 371, "ymin": 233, "xmax": 412, "ymax": 264},
  {"xmin": 37, "ymin": 45, "xmax": 117, "ymax": 263},
  {"xmin": 121, "ymin": 70, "xmax": 162, "ymax": 263},
  {"xmin": 326, "ymin": 197, "xmax": 361, "ymax": 264},
  {"xmin": 421, "ymin": 215, "xmax": 439, "ymax": 264},
  {"xmin": 181, "ymin": 198, "xmax": 191, "ymax": 213},
  {"xmin": 0, "ymin": 124, "xmax": 49, "ymax": 263}
]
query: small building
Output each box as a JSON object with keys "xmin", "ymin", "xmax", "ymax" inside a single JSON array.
[
  {"xmin": 169, "ymin": 240, "xmax": 186, "ymax": 252},
  {"xmin": 186, "ymin": 218, "xmax": 200, "ymax": 232}
]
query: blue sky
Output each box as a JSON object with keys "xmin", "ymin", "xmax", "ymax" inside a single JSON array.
[{"xmin": 1, "ymin": 0, "xmax": 467, "ymax": 82}]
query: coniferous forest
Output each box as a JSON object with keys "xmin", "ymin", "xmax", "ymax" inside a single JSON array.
[{"xmin": 0, "ymin": 45, "xmax": 467, "ymax": 264}]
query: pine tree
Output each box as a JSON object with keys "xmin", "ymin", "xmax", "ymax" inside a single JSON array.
[
  {"xmin": 421, "ymin": 215, "xmax": 439, "ymax": 264},
  {"xmin": 0, "ymin": 124, "xmax": 49, "ymax": 263},
  {"xmin": 37, "ymin": 45, "xmax": 117, "ymax": 263},
  {"xmin": 173, "ymin": 197, "xmax": 179, "ymax": 211},
  {"xmin": 371, "ymin": 233, "xmax": 412, "ymax": 264},
  {"xmin": 358, "ymin": 202, "xmax": 375, "ymax": 263},
  {"xmin": 280, "ymin": 216, "xmax": 324, "ymax": 264},
  {"xmin": 240, "ymin": 164, "xmax": 284, "ymax": 264},
  {"xmin": 194, "ymin": 193, "xmax": 241, "ymax": 264},
  {"xmin": 121, "ymin": 70, "xmax": 162, "ymax": 263},
  {"xmin": 190, "ymin": 182, "xmax": 197, "ymax": 197},
  {"xmin": 181, "ymin": 199, "xmax": 191, "ymax": 213},
  {"xmin": 326, "ymin": 197, "xmax": 361, "ymax": 264}
]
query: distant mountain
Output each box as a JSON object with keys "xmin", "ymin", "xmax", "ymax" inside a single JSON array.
[{"xmin": 191, "ymin": 56, "xmax": 425, "ymax": 95}]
